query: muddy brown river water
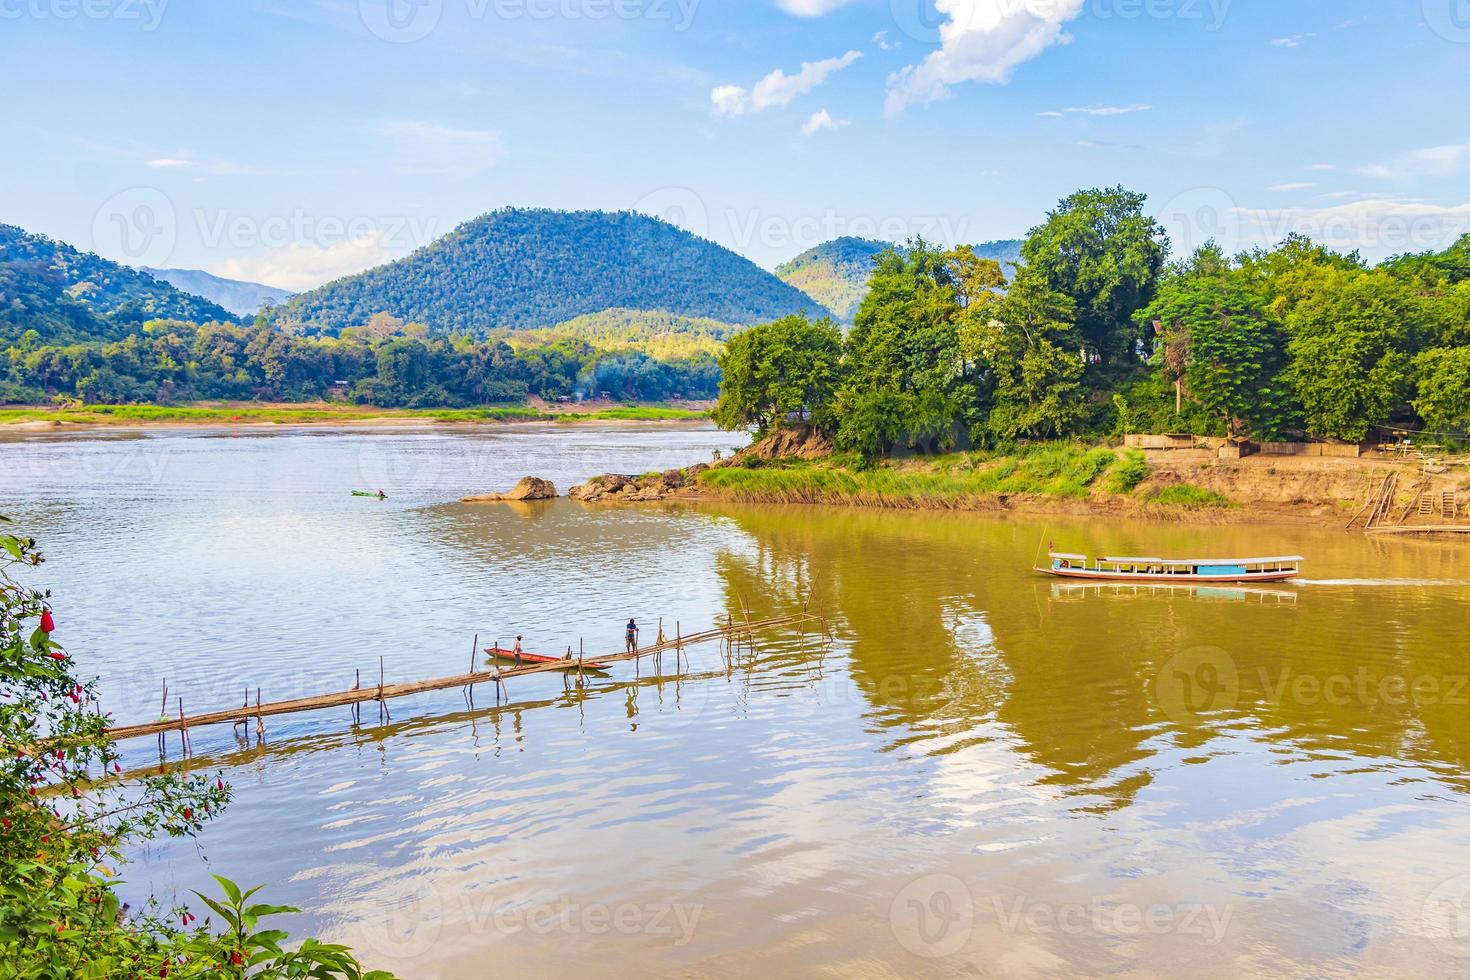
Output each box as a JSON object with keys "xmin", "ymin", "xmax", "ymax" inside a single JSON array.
[{"xmin": 4, "ymin": 422, "xmax": 1470, "ymax": 978}]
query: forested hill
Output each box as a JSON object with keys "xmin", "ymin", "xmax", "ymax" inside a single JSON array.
[
  {"xmin": 269, "ymin": 209, "xmax": 830, "ymax": 334},
  {"xmin": 142, "ymin": 267, "xmax": 295, "ymax": 318},
  {"xmin": 777, "ymin": 237, "xmax": 1023, "ymax": 322},
  {"xmin": 0, "ymin": 224, "xmax": 236, "ymax": 343}
]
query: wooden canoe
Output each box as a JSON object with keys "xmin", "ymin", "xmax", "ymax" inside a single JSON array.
[{"xmin": 485, "ymin": 647, "xmax": 611, "ymax": 671}]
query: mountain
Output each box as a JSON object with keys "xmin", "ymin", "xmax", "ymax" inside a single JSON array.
[
  {"xmin": 142, "ymin": 267, "xmax": 295, "ymax": 317},
  {"xmin": 0, "ymin": 224, "xmax": 236, "ymax": 343},
  {"xmin": 776, "ymin": 237, "xmax": 894, "ymax": 323},
  {"xmin": 269, "ymin": 208, "xmax": 830, "ymax": 335},
  {"xmin": 776, "ymin": 236, "xmax": 1025, "ymax": 322}
]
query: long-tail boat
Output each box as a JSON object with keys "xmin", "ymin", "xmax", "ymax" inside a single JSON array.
[
  {"xmin": 1039, "ymin": 552, "xmax": 1302, "ymax": 583},
  {"xmin": 485, "ymin": 646, "xmax": 612, "ymax": 670}
]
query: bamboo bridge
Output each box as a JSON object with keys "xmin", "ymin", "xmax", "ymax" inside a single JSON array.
[{"xmin": 106, "ymin": 611, "xmax": 825, "ymax": 746}]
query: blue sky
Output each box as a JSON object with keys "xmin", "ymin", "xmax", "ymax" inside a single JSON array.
[{"xmin": 4, "ymin": 0, "xmax": 1469, "ymax": 289}]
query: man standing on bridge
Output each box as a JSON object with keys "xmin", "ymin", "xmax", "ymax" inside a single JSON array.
[{"xmin": 625, "ymin": 618, "xmax": 639, "ymax": 654}]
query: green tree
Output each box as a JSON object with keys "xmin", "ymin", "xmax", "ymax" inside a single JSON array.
[
  {"xmin": 1019, "ymin": 186, "xmax": 1167, "ymax": 363},
  {"xmin": 973, "ymin": 269, "xmax": 1086, "ymax": 440},
  {"xmin": 836, "ymin": 243, "xmax": 971, "ymax": 459},
  {"xmin": 1138, "ymin": 246, "xmax": 1292, "ymax": 438},
  {"xmin": 711, "ymin": 314, "xmax": 843, "ymax": 435},
  {"xmin": 1283, "ymin": 267, "xmax": 1423, "ymax": 441},
  {"xmin": 1413, "ymin": 346, "xmax": 1470, "ymax": 433}
]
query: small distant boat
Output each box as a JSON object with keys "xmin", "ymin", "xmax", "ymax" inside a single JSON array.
[
  {"xmin": 485, "ymin": 646, "xmax": 611, "ymax": 671},
  {"xmin": 1039, "ymin": 552, "xmax": 1302, "ymax": 583},
  {"xmin": 352, "ymin": 490, "xmax": 386, "ymax": 499}
]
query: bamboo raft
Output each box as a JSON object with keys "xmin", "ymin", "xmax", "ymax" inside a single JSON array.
[{"xmin": 105, "ymin": 613, "xmax": 817, "ymax": 743}]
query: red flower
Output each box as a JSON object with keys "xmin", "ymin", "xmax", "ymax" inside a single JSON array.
[
  {"xmin": 230, "ymin": 951, "xmax": 243, "ymax": 966},
  {"xmin": 48, "ymin": 652, "xmax": 66, "ymax": 661},
  {"xmin": 182, "ymin": 808, "xmax": 192, "ymax": 821},
  {"xmin": 40, "ymin": 609, "xmax": 55, "ymax": 633}
]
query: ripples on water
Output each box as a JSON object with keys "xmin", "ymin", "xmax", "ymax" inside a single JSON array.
[{"xmin": 4, "ymin": 423, "xmax": 1470, "ymax": 977}]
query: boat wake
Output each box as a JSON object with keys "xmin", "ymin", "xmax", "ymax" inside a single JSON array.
[{"xmin": 1292, "ymin": 578, "xmax": 1470, "ymax": 588}]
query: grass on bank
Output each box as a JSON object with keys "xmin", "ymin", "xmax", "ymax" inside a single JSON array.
[
  {"xmin": 698, "ymin": 442, "xmax": 1246, "ymax": 511},
  {"xmin": 1150, "ymin": 483, "xmax": 1230, "ymax": 508},
  {"xmin": 0, "ymin": 403, "xmax": 708, "ymax": 426},
  {"xmin": 700, "ymin": 443, "xmax": 1141, "ymax": 507}
]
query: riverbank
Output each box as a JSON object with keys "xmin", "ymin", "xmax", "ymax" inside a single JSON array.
[
  {"xmin": 637, "ymin": 440, "xmax": 1468, "ymax": 528},
  {"xmin": 694, "ymin": 445, "xmax": 1470, "ymax": 526},
  {"xmin": 0, "ymin": 400, "xmax": 710, "ymax": 430}
]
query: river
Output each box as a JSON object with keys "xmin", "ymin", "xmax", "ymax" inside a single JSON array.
[{"xmin": 4, "ymin": 422, "xmax": 1470, "ymax": 978}]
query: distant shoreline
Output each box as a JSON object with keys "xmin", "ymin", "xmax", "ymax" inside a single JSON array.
[{"xmin": 0, "ymin": 401, "xmax": 712, "ymax": 433}]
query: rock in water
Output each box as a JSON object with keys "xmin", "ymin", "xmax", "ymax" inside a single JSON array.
[{"xmin": 462, "ymin": 476, "xmax": 558, "ymax": 503}]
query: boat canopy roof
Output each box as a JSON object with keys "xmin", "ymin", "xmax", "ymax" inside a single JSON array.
[
  {"xmin": 1050, "ymin": 552, "xmax": 1302, "ymax": 566},
  {"xmin": 1098, "ymin": 555, "xmax": 1303, "ymax": 566}
]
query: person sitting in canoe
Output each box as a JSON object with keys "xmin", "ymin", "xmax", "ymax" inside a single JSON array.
[{"xmin": 625, "ymin": 618, "xmax": 639, "ymax": 654}]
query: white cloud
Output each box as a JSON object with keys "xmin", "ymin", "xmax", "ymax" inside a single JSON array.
[
  {"xmin": 375, "ymin": 120, "xmax": 505, "ymax": 177},
  {"xmin": 215, "ymin": 237, "xmax": 403, "ymax": 293},
  {"xmin": 712, "ymin": 50, "xmax": 863, "ymax": 117},
  {"xmin": 1307, "ymin": 163, "xmax": 1337, "ymax": 171},
  {"xmin": 885, "ymin": 0, "xmax": 1086, "ymax": 115},
  {"xmin": 772, "ymin": 0, "xmax": 857, "ymax": 14},
  {"xmin": 1232, "ymin": 199, "xmax": 1470, "ymax": 255},
  {"xmin": 1271, "ymin": 33, "xmax": 1315, "ymax": 48},
  {"xmin": 1359, "ymin": 139, "xmax": 1470, "ymax": 180},
  {"xmin": 1042, "ymin": 103, "xmax": 1151, "ymax": 117},
  {"xmin": 802, "ymin": 108, "xmax": 850, "ymax": 135},
  {"xmin": 873, "ymin": 30, "xmax": 899, "ymax": 51},
  {"xmin": 147, "ymin": 158, "xmax": 193, "ymax": 169},
  {"xmin": 1267, "ymin": 182, "xmax": 1315, "ymax": 192},
  {"xmin": 711, "ymin": 85, "xmax": 748, "ymax": 117}
]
